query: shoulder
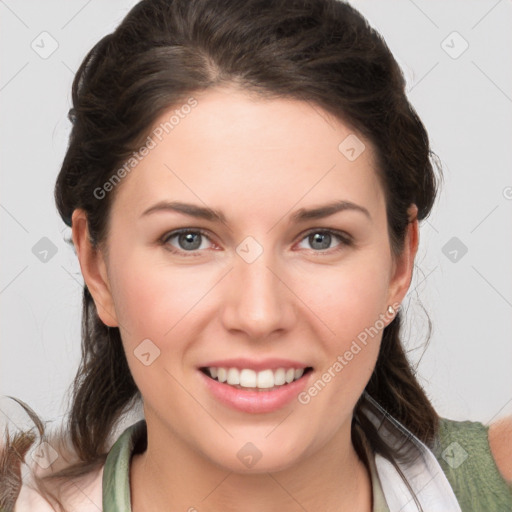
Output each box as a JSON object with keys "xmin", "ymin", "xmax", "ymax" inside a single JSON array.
[
  {"xmin": 9, "ymin": 430, "xmax": 105, "ymax": 512},
  {"xmin": 488, "ymin": 415, "xmax": 512, "ymax": 483},
  {"xmin": 13, "ymin": 419, "xmax": 144, "ymax": 512},
  {"xmin": 14, "ymin": 462, "xmax": 104, "ymax": 512},
  {"xmin": 432, "ymin": 416, "xmax": 512, "ymax": 509},
  {"xmin": 440, "ymin": 415, "xmax": 512, "ymax": 485}
]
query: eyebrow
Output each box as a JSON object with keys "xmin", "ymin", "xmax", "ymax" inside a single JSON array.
[
  {"xmin": 290, "ymin": 200, "xmax": 371, "ymax": 222},
  {"xmin": 141, "ymin": 201, "xmax": 227, "ymax": 223},
  {"xmin": 140, "ymin": 199, "xmax": 371, "ymax": 223}
]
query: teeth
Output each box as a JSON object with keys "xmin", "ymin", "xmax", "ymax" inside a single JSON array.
[
  {"xmin": 240, "ymin": 369, "xmax": 257, "ymax": 387},
  {"xmin": 217, "ymin": 367, "xmax": 227, "ymax": 383},
  {"xmin": 294, "ymin": 368, "xmax": 304, "ymax": 380},
  {"xmin": 227, "ymin": 368, "xmax": 240, "ymax": 385},
  {"xmin": 274, "ymin": 368, "xmax": 286, "ymax": 386},
  {"xmin": 206, "ymin": 366, "xmax": 307, "ymax": 389}
]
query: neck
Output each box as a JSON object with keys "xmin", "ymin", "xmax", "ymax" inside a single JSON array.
[{"xmin": 130, "ymin": 416, "xmax": 373, "ymax": 512}]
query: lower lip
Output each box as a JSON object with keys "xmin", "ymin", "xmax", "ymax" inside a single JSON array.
[{"xmin": 199, "ymin": 370, "xmax": 313, "ymax": 414}]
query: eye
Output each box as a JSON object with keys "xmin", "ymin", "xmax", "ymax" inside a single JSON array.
[
  {"xmin": 296, "ymin": 229, "xmax": 352, "ymax": 252},
  {"xmin": 159, "ymin": 228, "xmax": 352, "ymax": 256},
  {"xmin": 161, "ymin": 229, "xmax": 214, "ymax": 254}
]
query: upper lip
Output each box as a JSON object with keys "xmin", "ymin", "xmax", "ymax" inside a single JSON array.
[{"xmin": 199, "ymin": 358, "xmax": 312, "ymax": 372}]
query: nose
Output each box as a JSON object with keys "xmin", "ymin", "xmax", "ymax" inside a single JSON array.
[{"xmin": 219, "ymin": 250, "xmax": 296, "ymax": 340}]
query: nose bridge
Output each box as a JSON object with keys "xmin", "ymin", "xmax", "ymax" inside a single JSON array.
[{"xmin": 221, "ymin": 237, "xmax": 294, "ymax": 337}]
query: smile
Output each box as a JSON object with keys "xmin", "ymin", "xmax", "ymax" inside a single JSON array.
[
  {"xmin": 201, "ymin": 366, "xmax": 313, "ymax": 390},
  {"xmin": 199, "ymin": 366, "xmax": 314, "ymax": 413}
]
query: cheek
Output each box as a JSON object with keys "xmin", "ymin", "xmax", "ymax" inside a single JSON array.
[
  {"xmin": 106, "ymin": 251, "xmax": 208, "ymax": 398},
  {"xmin": 294, "ymin": 253, "xmax": 391, "ymax": 339},
  {"xmin": 108, "ymin": 250, "xmax": 213, "ymax": 339},
  {"xmin": 291, "ymin": 253, "xmax": 390, "ymax": 398}
]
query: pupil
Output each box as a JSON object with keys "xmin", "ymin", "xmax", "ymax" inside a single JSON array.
[
  {"xmin": 310, "ymin": 232, "xmax": 331, "ymax": 250},
  {"xmin": 179, "ymin": 232, "xmax": 201, "ymax": 250}
]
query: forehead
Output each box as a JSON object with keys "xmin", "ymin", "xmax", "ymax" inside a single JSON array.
[{"xmin": 110, "ymin": 85, "xmax": 385, "ymax": 222}]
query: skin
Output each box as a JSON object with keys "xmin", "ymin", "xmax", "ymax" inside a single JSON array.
[
  {"xmin": 489, "ymin": 417, "xmax": 512, "ymax": 483},
  {"xmin": 72, "ymin": 84, "xmax": 421, "ymax": 512}
]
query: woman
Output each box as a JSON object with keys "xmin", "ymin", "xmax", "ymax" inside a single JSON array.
[{"xmin": 2, "ymin": 0, "xmax": 511, "ymax": 510}]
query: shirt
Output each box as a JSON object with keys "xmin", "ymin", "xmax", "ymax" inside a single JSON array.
[
  {"xmin": 14, "ymin": 413, "xmax": 512, "ymax": 511},
  {"xmin": 101, "ymin": 419, "xmax": 391, "ymax": 512}
]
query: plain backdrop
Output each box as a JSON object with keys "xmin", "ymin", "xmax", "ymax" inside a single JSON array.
[{"xmin": 1, "ymin": 0, "xmax": 511, "ymax": 434}]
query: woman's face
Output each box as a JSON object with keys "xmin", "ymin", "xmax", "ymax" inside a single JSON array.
[{"xmin": 75, "ymin": 85, "xmax": 417, "ymax": 473}]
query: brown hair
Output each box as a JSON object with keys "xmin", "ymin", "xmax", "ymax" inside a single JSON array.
[{"xmin": 1, "ymin": 0, "xmax": 441, "ymax": 510}]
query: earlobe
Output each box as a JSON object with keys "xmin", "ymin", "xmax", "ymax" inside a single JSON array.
[
  {"xmin": 71, "ymin": 209, "xmax": 119, "ymax": 328},
  {"xmin": 387, "ymin": 204, "xmax": 419, "ymax": 308}
]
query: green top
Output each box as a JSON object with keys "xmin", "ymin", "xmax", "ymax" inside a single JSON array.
[
  {"xmin": 102, "ymin": 418, "xmax": 512, "ymax": 512},
  {"xmin": 432, "ymin": 418, "xmax": 512, "ymax": 511}
]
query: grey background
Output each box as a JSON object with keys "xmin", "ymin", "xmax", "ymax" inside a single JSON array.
[{"xmin": 1, "ymin": 0, "xmax": 511, "ymax": 432}]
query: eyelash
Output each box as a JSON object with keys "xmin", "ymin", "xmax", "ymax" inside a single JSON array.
[{"xmin": 159, "ymin": 228, "xmax": 353, "ymax": 257}]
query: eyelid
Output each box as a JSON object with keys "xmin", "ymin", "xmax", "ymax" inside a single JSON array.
[
  {"xmin": 295, "ymin": 227, "xmax": 353, "ymax": 247},
  {"xmin": 160, "ymin": 227, "xmax": 353, "ymax": 256},
  {"xmin": 160, "ymin": 228, "xmax": 216, "ymax": 256},
  {"xmin": 315, "ymin": 227, "xmax": 351, "ymax": 241},
  {"xmin": 161, "ymin": 227, "xmax": 212, "ymax": 243}
]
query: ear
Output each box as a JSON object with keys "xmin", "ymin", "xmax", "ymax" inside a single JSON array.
[
  {"xmin": 71, "ymin": 209, "xmax": 119, "ymax": 328},
  {"xmin": 387, "ymin": 204, "xmax": 419, "ymax": 308}
]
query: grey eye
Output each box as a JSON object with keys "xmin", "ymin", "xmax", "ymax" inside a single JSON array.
[
  {"xmin": 164, "ymin": 230, "xmax": 212, "ymax": 252},
  {"xmin": 308, "ymin": 232, "xmax": 333, "ymax": 250},
  {"xmin": 177, "ymin": 232, "xmax": 203, "ymax": 250}
]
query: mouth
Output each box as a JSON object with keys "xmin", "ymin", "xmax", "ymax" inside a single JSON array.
[
  {"xmin": 199, "ymin": 366, "xmax": 314, "ymax": 392},
  {"xmin": 198, "ymin": 363, "xmax": 315, "ymax": 413}
]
